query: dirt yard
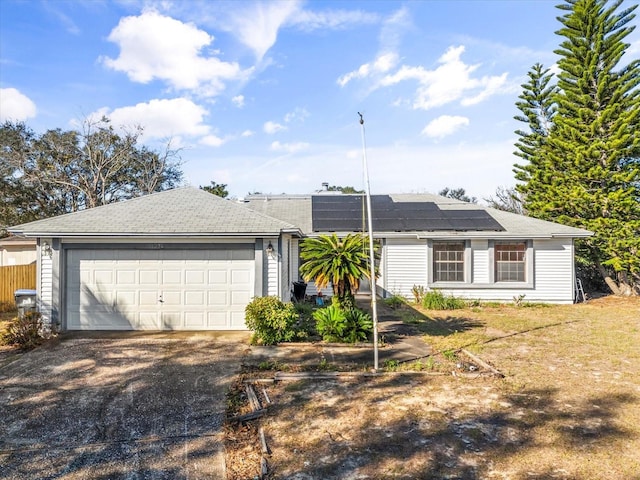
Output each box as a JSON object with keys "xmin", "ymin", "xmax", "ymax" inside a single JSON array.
[{"xmin": 227, "ymin": 296, "xmax": 640, "ymax": 479}]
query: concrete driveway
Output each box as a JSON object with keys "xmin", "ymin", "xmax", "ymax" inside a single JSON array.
[{"xmin": 0, "ymin": 332, "xmax": 249, "ymax": 479}]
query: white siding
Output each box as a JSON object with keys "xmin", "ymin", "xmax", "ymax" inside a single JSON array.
[
  {"xmin": 531, "ymin": 238, "xmax": 574, "ymax": 301},
  {"xmin": 280, "ymin": 236, "xmax": 290, "ymax": 301},
  {"xmin": 290, "ymin": 238, "xmax": 300, "ymax": 282},
  {"xmin": 435, "ymin": 238, "xmax": 575, "ymax": 304},
  {"xmin": 266, "ymin": 238, "xmax": 279, "ymax": 297},
  {"xmin": 384, "ymin": 239, "xmax": 427, "ymax": 299},
  {"xmin": 38, "ymin": 240, "xmax": 53, "ymax": 330},
  {"xmin": 471, "ymin": 240, "xmax": 489, "ymax": 283}
]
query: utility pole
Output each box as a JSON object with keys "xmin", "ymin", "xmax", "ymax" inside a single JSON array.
[{"xmin": 358, "ymin": 112, "xmax": 379, "ymax": 372}]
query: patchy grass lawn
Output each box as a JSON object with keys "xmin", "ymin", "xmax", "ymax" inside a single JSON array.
[{"xmin": 228, "ymin": 296, "xmax": 640, "ymax": 479}]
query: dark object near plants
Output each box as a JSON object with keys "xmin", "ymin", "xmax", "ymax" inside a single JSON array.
[
  {"xmin": 244, "ymin": 296, "xmax": 299, "ymax": 345},
  {"xmin": 2, "ymin": 311, "xmax": 43, "ymax": 350},
  {"xmin": 313, "ymin": 304, "xmax": 372, "ymax": 343},
  {"xmin": 422, "ymin": 290, "xmax": 466, "ymax": 310}
]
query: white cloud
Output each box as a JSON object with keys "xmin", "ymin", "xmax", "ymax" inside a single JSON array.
[
  {"xmin": 338, "ymin": 52, "xmax": 399, "ymax": 87},
  {"xmin": 219, "ymin": 2, "xmax": 300, "ymax": 61},
  {"xmin": 422, "ymin": 115, "xmax": 470, "ymax": 138},
  {"xmin": 201, "ymin": 134, "xmax": 225, "ymax": 147},
  {"xmin": 284, "ymin": 107, "xmax": 309, "ymax": 123},
  {"xmin": 264, "ymin": 121, "xmax": 287, "ymax": 134},
  {"xmin": 380, "ymin": 45, "xmax": 508, "ymax": 110},
  {"xmin": 102, "ymin": 10, "xmax": 247, "ymax": 97},
  {"xmin": 270, "ymin": 141, "xmax": 309, "ymax": 153},
  {"xmin": 232, "ymin": 95, "xmax": 245, "ymax": 108},
  {"xmin": 461, "ymin": 73, "xmax": 511, "ymax": 106},
  {"xmin": 289, "ymin": 8, "xmax": 379, "ymax": 32},
  {"xmin": 0, "ymin": 88, "xmax": 37, "ymax": 122},
  {"xmin": 91, "ymin": 98, "xmax": 210, "ymax": 139},
  {"xmin": 336, "ymin": 8, "xmax": 406, "ymax": 87},
  {"xmin": 241, "ymin": 129, "xmax": 254, "ymax": 137}
]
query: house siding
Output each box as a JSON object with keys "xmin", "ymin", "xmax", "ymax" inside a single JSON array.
[
  {"xmin": 265, "ymin": 238, "xmax": 279, "ymax": 297},
  {"xmin": 471, "ymin": 240, "xmax": 489, "ymax": 283},
  {"xmin": 384, "ymin": 238, "xmax": 427, "ymax": 299},
  {"xmin": 280, "ymin": 236, "xmax": 290, "ymax": 301},
  {"xmin": 435, "ymin": 238, "xmax": 575, "ymax": 303},
  {"xmin": 38, "ymin": 239, "xmax": 54, "ymax": 330}
]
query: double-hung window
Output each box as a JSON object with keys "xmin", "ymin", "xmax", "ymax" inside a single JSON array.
[
  {"xmin": 433, "ymin": 242, "xmax": 465, "ymax": 282},
  {"xmin": 494, "ymin": 242, "xmax": 527, "ymax": 282}
]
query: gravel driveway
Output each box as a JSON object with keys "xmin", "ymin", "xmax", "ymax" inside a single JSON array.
[{"xmin": 0, "ymin": 332, "xmax": 248, "ymax": 479}]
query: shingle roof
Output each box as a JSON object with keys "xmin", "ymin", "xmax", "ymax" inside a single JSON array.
[
  {"xmin": 9, "ymin": 188, "xmax": 298, "ymax": 236},
  {"xmin": 243, "ymin": 193, "xmax": 592, "ymax": 238}
]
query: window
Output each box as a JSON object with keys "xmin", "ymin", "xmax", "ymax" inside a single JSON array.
[
  {"xmin": 433, "ymin": 242, "xmax": 465, "ymax": 282},
  {"xmin": 495, "ymin": 242, "xmax": 526, "ymax": 282}
]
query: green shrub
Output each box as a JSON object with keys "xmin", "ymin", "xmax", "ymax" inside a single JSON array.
[
  {"xmin": 313, "ymin": 304, "xmax": 372, "ymax": 343},
  {"xmin": 2, "ymin": 312, "xmax": 43, "ymax": 350},
  {"xmin": 422, "ymin": 290, "xmax": 466, "ymax": 310},
  {"xmin": 244, "ymin": 296, "xmax": 299, "ymax": 345},
  {"xmin": 342, "ymin": 308, "xmax": 373, "ymax": 343},
  {"xmin": 313, "ymin": 304, "xmax": 347, "ymax": 342},
  {"xmin": 383, "ymin": 294, "xmax": 405, "ymax": 309}
]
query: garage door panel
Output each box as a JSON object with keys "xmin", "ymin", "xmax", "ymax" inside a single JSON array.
[
  {"xmin": 208, "ymin": 270, "xmax": 228, "ymax": 284},
  {"xmin": 185, "ymin": 312, "xmax": 206, "ymax": 328},
  {"xmin": 161, "ymin": 311, "xmax": 182, "ymax": 330},
  {"xmin": 140, "ymin": 270, "xmax": 159, "ymax": 284},
  {"xmin": 208, "ymin": 291, "xmax": 227, "ymax": 306},
  {"xmin": 185, "ymin": 270, "xmax": 205, "ymax": 285},
  {"xmin": 207, "ymin": 311, "xmax": 228, "ymax": 328},
  {"xmin": 230, "ymin": 311, "xmax": 247, "ymax": 329},
  {"xmin": 162, "ymin": 291, "xmax": 181, "ymax": 306},
  {"xmin": 66, "ymin": 248, "xmax": 254, "ymax": 330},
  {"xmin": 231, "ymin": 290, "xmax": 251, "ymax": 306},
  {"xmin": 115, "ymin": 290, "xmax": 136, "ymax": 307},
  {"xmin": 139, "ymin": 290, "xmax": 159, "ymax": 306},
  {"xmin": 139, "ymin": 311, "xmax": 159, "ymax": 329},
  {"xmin": 162, "ymin": 270, "xmax": 182, "ymax": 284},
  {"xmin": 231, "ymin": 269, "xmax": 251, "ymax": 285},
  {"xmin": 185, "ymin": 290, "xmax": 205, "ymax": 306},
  {"xmin": 117, "ymin": 270, "xmax": 136, "ymax": 284}
]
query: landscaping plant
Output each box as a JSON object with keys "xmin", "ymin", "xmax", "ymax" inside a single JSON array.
[
  {"xmin": 422, "ymin": 290, "xmax": 466, "ymax": 310},
  {"xmin": 299, "ymin": 233, "xmax": 378, "ymax": 306},
  {"xmin": 313, "ymin": 303, "xmax": 373, "ymax": 343},
  {"xmin": 2, "ymin": 311, "xmax": 43, "ymax": 350},
  {"xmin": 244, "ymin": 296, "xmax": 299, "ymax": 345}
]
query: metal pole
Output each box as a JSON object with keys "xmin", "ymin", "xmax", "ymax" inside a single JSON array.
[{"xmin": 358, "ymin": 112, "xmax": 379, "ymax": 372}]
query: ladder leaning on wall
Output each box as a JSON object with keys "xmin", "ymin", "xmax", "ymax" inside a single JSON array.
[{"xmin": 574, "ymin": 278, "xmax": 586, "ymax": 303}]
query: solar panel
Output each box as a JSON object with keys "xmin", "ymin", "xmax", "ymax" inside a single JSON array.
[{"xmin": 311, "ymin": 195, "xmax": 504, "ymax": 232}]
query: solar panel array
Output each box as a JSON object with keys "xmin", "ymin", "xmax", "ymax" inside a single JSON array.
[{"xmin": 311, "ymin": 195, "xmax": 504, "ymax": 232}]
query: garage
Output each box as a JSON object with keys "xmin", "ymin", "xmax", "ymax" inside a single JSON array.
[
  {"xmin": 65, "ymin": 247, "xmax": 255, "ymax": 330},
  {"xmin": 8, "ymin": 187, "xmax": 299, "ymax": 332}
]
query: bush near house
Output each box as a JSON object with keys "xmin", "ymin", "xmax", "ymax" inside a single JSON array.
[
  {"xmin": 422, "ymin": 289, "xmax": 466, "ymax": 310},
  {"xmin": 313, "ymin": 300, "xmax": 372, "ymax": 344},
  {"xmin": 2, "ymin": 311, "xmax": 43, "ymax": 350},
  {"xmin": 245, "ymin": 296, "xmax": 316, "ymax": 345}
]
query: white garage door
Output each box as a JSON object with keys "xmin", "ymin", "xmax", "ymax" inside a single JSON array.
[{"xmin": 65, "ymin": 248, "xmax": 255, "ymax": 330}]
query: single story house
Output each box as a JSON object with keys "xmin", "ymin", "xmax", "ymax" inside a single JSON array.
[
  {"xmin": 0, "ymin": 235, "xmax": 37, "ymax": 266},
  {"xmin": 9, "ymin": 187, "xmax": 591, "ymax": 332},
  {"xmin": 241, "ymin": 192, "xmax": 592, "ymax": 304}
]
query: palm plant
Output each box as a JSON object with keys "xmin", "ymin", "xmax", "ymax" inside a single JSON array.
[{"xmin": 299, "ymin": 233, "xmax": 378, "ymax": 305}]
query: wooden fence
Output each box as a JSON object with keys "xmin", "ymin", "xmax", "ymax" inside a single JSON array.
[{"xmin": 0, "ymin": 264, "xmax": 37, "ymax": 304}]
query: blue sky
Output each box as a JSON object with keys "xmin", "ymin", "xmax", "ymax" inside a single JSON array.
[{"xmin": 1, "ymin": 1, "xmax": 638, "ymax": 201}]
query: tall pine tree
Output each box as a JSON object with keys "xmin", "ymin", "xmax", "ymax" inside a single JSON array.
[{"xmin": 515, "ymin": 0, "xmax": 640, "ymax": 295}]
